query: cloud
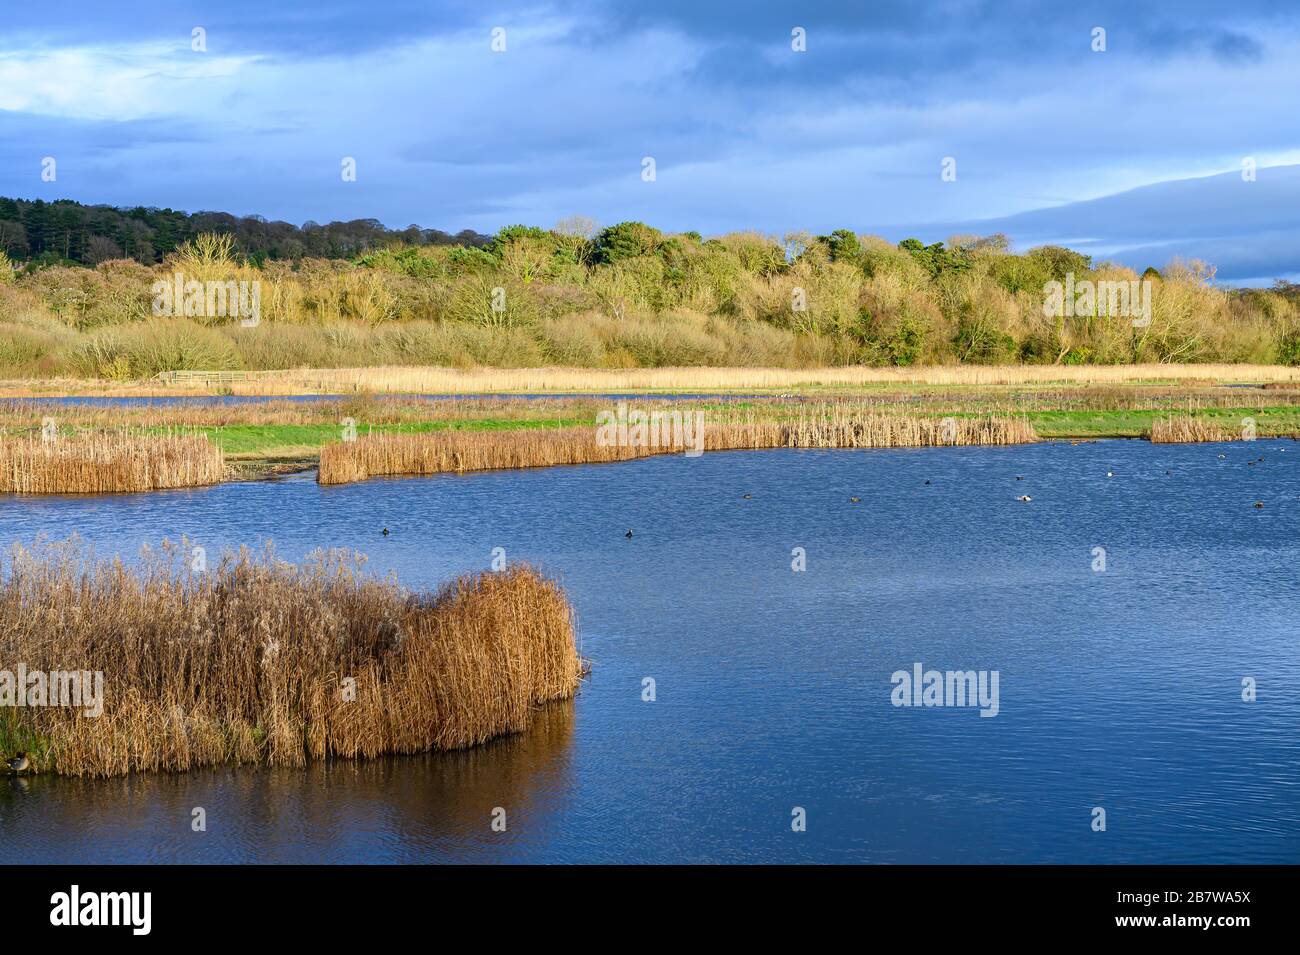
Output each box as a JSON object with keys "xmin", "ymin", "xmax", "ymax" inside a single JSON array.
[
  {"xmin": 0, "ymin": 0, "xmax": 1297, "ymax": 276},
  {"xmin": 887, "ymin": 165, "xmax": 1300, "ymax": 283},
  {"xmin": 0, "ymin": 44, "xmax": 256, "ymax": 121}
]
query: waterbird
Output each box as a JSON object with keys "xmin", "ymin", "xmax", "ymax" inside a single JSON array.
[
  {"xmin": 1254, "ymin": 501, "xmax": 1264, "ymax": 509},
  {"xmin": 625, "ymin": 529, "xmax": 634, "ymax": 538},
  {"xmin": 849, "ymin": 497, "xmax": 860, "ymax": 504},
  {"xmin": 924, "ymin": 480, "xmax": 931, "ymax": 486},
  {"xmin": 6, "ymin": 753, "xmax": 28, "ymax": 773},
  {"xmin": 1017, "ymin": 495, "xmax": 1032, "ymax": 502},
  {"xmin": 1106, "ymin": 471, "xmax": 1114, "ymax": 477},
  {"xmin": 382, "ymin": 527, "xmax": 389, "ymax": 536},
  {"xmin": 1218, "ymin": 454, "xmax": 1226, "ymax": 459},
  {"xmin": 1016, "ymin": 476, "xmax": 1024, "ymax": 481},
  {"xmin": 742, "ymin": 493, "xmax": 752, "ymax": 499}
]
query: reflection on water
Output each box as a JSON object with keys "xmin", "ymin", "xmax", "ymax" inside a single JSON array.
[
  {"xmin": 1, "ymin": 702, "xmax": 576, "ymax": 863},
  {"xmin": 1, "ymin": 439, "xmax": 1298, "ymax": 863}
]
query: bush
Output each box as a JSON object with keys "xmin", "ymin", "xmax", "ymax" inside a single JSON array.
[
  {"xmin": 70, "ymin": 320, "xmax": 240, "ymax": 378},
  {"xmin": 1277, "ymin": 332, "xmax": 1300, "ymax": 366},
  {"xmin": 593, "ymin": 222, "xmax": 663, "ymax": 264}
]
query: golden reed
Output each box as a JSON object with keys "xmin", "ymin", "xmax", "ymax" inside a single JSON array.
[
  {"xmin": 0, "ymin": 542, "xmax": 583, "ymax": 777},
  {"xmin": 108, "ymin": 363, "xmax": 1300, "ymax": 396},
  {"xmin": 1148, "ymin": 415, "xmax": 1236, "ymax": 443},
  {"xmin": 319, "ymin": 411, "xmax": 1037, "ymax": 484},
  {"xmin": 0, "ymin": 433, "xmax": 224, "ymax": 494}
]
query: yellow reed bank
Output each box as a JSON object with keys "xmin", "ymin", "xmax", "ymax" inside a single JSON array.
[
  {"xmin": 318, "ymin": 411, "xmax": 1037, "ymax": 484},
  {"xmin": 0, "ymin": 543, "xmax": 584, "ymax": 777},
  {"xmin": 1148, "ymin": 416, "xmax": 1237, "ymax": 443},
  {"xmin": 118, "ymin": 363, "xmax": 1300, "ymax": 396},
  {"xmin": 0, "ymin": 433, "xmax": 225, "ymax": 494}
]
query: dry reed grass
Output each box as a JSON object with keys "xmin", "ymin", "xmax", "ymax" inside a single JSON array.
[
  {"xmin": 319, "ymin": 410, "xmax": 1036, "ymax": 484},
  {"xmin": 0, "ymin": 433, "xmax": 225, "ymax": 494},
  {"xmin": 0, "ymin": 542, "xmax": 583, "ymax": 777},
  {"xmin": 1148, "ymin": 415, "xmax": 1236, "ymax": 443},
  {"xmin": 184, "ymin": 363, "xmax": 1300, "ymax": 396},
  {"xmin": 5, "ymin": 364, "xmax": 1300, "ymax": 400}
]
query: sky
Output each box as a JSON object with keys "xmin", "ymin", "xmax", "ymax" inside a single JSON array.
[{"xmin": 2, "ymin": 0, "xmax": 1299, "ymax": 282}]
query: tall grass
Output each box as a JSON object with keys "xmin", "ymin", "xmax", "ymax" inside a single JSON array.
[
  {"xmin": 0, "ymin": 433, "xmax": 224, "ymax": 493},
  {"xmin": 1148, "ymin": 415, "xmax": 1236, "ymax": 443},
  {"xmin": 0, "ymin": 542, "xmax": 583, "ymax": 777},
  {"xmin": 165, "ymin": 363, "xmax": 1300, "ymax": 397},
  {"xmin": 319, "ymin": 411, "xmax": 1036, "ymax": 484}
]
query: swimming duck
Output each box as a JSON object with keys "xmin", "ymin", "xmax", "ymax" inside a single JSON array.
[
  {"xmin": 1254, "ymin": 501, "xmax": 1264, "ymax": 509},
  {"xmin": 1106, "ymin": 471, "xmax": 1114, "ymax": 478},
  {"xmin": 742, "ymin": 493, "xmax": 752, "ymax": 499},
  {"xmin": 849, "ymin": 497, "xmax": 860, "ymax": 504},
  {"xmin": 1017, "ymin": 495, "xmax": 1032, "ymax": 502},
  {"xmin": 625, "ymin": 529, "xmax": 634, "ymax": 538},
  {"xmin": 924, "ymin": 480, "xmax": 932, "ymax": 486},
  {"xmin": 382, "ymin": 527, "xmax": 389, "ymax": 536},
  {"xmin": 6, "ymin": 753, "xmax": 28, "ymax": 773}
]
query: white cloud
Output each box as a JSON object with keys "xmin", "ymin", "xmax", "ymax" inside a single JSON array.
[{"xmin": 0, "ymin": 44, "xmax": 256, "ymax": 121}]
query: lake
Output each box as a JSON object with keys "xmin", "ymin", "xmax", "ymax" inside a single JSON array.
[{"xmin": 1, "ymin": 439, "xmax": 1297, "ymax": 863}]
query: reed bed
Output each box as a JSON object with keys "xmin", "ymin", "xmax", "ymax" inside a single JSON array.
[
  {"xmin": 319, "ymin": 411, "xmax": 1037, "ymax": 484},
  {"xmin": 0, "ymin": 542, "xmax": 583, "ymax": 777},
  {"xmin": 1148, "ymin": 415, "xmax": 1236, "ymax": 443},
  {"xmin": 0, "ymin": 433, "xmax": 225, "ymax": 494},
  {"xmin": 10, "ymin": 364, "xmax": 1297, "ymax": 399},
  {"xmin": 194, "ymin": 363, "xmax": 1300, "ymax": 396},
  {"xmin": 4, "ymin": 384, "xmax": 1299, "ymax": 433}
]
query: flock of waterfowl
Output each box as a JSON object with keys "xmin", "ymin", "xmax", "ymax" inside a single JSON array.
[{"xmin": 714, "ymin": 445, "xmax": 1284, "ymax": 512}]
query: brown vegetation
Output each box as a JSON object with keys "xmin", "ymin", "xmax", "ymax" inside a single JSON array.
[
  {"xmin": 1148, "ymin": 415, "xmax": 1237, "ymax": 443},
  {"xmin": 0, "ymin": 542, "xmax": 583, "ymax": 777},
  {"xmin": 0, "ymin": 433, "xmax": 224, "ymax": 493},
  {"xmin": 319, "ymin": 410, "xmax": 1037, "ymax": 484}
]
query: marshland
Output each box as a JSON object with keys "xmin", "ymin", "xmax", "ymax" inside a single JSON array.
[
  {"xmin": 0, "ymin": 377, "xmax": 1299, "ymax": 493},
  {"xmin": 2, "ymin": 227, "xmax": 1299, "ymax": 862},
  {"xmin": 2, "ymin": 433, "xmax": 1297, "ymax": 863}
]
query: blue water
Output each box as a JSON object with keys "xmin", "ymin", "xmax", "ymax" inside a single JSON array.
[{"xmin": 1, "ymin": 439, "xmax": 1297, "ymax": 863}]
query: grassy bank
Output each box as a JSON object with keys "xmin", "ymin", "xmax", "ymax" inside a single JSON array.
[{"xmin": 0, "ymin": 543, "xmax": 583, "ymax": 777}]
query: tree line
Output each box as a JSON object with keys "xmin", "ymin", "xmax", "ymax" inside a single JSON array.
[{"xmin": 0, "ymin": 196, "xmax": 490, "ymax": 267}]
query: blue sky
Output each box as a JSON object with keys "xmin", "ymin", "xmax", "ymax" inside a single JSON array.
[{"xmin": 3, "ymin": 1, "xmax": 1299, "ymax": 281}]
